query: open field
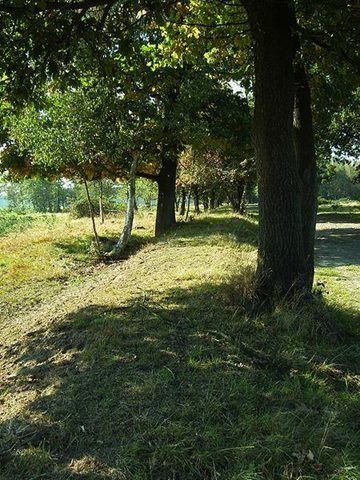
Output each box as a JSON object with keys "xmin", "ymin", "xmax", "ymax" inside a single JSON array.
[{"xmin": 0, "ymin": 205, "xmax": 359, "ymax": 479}]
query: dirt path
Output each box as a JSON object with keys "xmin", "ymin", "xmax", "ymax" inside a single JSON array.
[
  {"xmin": 315, "ymin": 218, "xmax": 360, "ymax": 305},
  {"xmin": 316, "ymin": 221, "xmax": 360, "ymax": 267}
]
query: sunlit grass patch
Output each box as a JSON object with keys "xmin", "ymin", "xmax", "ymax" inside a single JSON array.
[{"xmin": 0, "ymin": 211, "xmax": 154, "ymax": 315}]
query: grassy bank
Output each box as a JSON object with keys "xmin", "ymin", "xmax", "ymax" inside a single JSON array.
[
  {"xmin": 0, "ymin": 207, "xmax": 359, "ymax": 479},
  {"xmin": 0, "ymin": 210, "xmax": 154, "ymax": 316}
]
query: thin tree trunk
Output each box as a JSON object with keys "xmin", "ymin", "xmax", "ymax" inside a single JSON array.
[
  {"xmin": 193, "ymin": 185, "xmax": 200, "ymax": 214},
  {"xmin": 240, "ymin": 182, "xmax": 247, "ymax": 214},
  {"xmin": 209, "ymin": 191, "xmax": 215, "ymax": 210},
  {"xmin": 203, "ymin": 195, "xmax": 209, "ymax": 212},
  {"xmin": 108, "ymin": 156, "xmax": 138, "ymax": 258},
  {"xmin": 229, "ymin": 192, "xmax": 238, "ymax": 213},
  {"xmin": 57, "ymin": 183, "xmax": 61, "ymax": 213},
  {"xmin": 231, "ymin": 181, "xmax": 245, "ymax": 213},
  {"xmin": 175, "ymin": 193, "xmax": 180, "ymax": 212},
  {"xmin": 99, "ymin": 180, "xmax": 104, "ymax": 224},
  {"xmin": 185, "ymin": 185, "xmax": 192, "ymax": 222},
  {"xmin": 294, "ymin": 62, "xmax": 318, "ymax": 289},
  {"xmin": 180, "ymin": 187, "xmax": 186, "ymax": 216},
  {"xmin": 84, "ymin": 178, "xmax": 101, "ymax": 255},
  {"xmin": 244, "ymin": 0, "xmax": 306, "ymax": 296}
]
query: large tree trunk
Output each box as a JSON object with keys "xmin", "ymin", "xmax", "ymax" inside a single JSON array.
[
  {"xmin": 155, "ymin": 76, "xmax": 181, "ymax": 237},
  {"xmin": 155, "ymin": 153, "xmax": 177, "ymax": 236},
  {"xmin": 108, "ymin": 156, "xmax": 138, "ymax": 258},
  {"xmin": 244, "ymin": 0, "xmax": 306, "ymax": 296},
  {"xmin": 294, "ymin": 62, "xmax": 318, "ymax": 289}
]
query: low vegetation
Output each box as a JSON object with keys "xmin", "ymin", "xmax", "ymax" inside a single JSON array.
[
  {"xmin": 0, "ymin": 209, "xmax": 154, "ymax": 315},
  {"xmin": 0, "ymin": 206, "xmax": 359, "ymax": 480}
]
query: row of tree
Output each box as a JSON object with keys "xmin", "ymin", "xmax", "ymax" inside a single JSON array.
[{"xmin": 0, "ymin": 0, "xmax": 359, "ymax": 300}]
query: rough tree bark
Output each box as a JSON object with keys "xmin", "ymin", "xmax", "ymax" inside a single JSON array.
[
  {"xmin": 294, "ymin": 62, "xmax": 318, "ymax": 289},
  {"xmin": 108, "ymin": 156, "xmax": 138, "ymax": 258},
  {"xmin": 155, "ymin": 77, "xmax": 181, "ymax": 236},
  {"xmin": 244, "ymin": 0, "xmax": 306, "ymax": 296}
]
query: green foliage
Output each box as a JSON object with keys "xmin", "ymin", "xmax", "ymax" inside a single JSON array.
[
  {"xmin": 3, "ymin": 178, "xmax": 71, "ymax": 212},
  {"xmin": 0, "ymin": 210, "xmax": 35, "ymax": 236},
  {"xmin": 6, "ymin": 85, "xmax": 136, "ymax": 179},
  {"xmin": 135, "ymin": 179, "xmax": 158, "ymax": 207},
  {"xmin": 319, "ymin": 163, "xmax": 360, "ymax": 200},
  {"xmin": 69, "ymin": 180, "xmax": 119, "ymax": 218}
]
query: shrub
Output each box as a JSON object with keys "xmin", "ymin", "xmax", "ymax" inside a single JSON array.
[{"xmin": 69, "ymin": 198, "xmax": 119, "ymax": 218}]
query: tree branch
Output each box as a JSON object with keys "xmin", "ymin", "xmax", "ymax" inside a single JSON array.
[
  {"xmin": 302, "ymin": 28, "xmax": 360, "ymax": 72},
  {"xmin": 0, "ymin": 0, "xmax": 114, "ymax": 14},
  {"xmin": 136, "ymin": 171, "xmax": 158, "ymax": 181}
]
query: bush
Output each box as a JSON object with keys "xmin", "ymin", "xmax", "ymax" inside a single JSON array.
[
  {"xmin": 0, "ymin": 211, "xmax": 35, "ymax": 236},
  {"xmin": 69, "ymin": 198, "xmax": 119, "ymax": 218}
]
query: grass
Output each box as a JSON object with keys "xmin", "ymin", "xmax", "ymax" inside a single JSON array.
[
  {"xmin": 0, "ymin": 205, "xmax": 359, "ymax": 480},
  {"xmin": 0, "ymin": 209, "xmax": 154, "ymax": 315},
  {"xmin": 0, "ymin": 210, "xmax": 39, "ymax": 236}
]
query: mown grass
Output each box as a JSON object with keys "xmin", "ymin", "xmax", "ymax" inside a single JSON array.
[
  {"xmin": 317, "ymin": 200, "xmax": 360, "ymax": 224},
  {"xmin": 0, "ymin": 209, "xmax": 155, "ymax": 316},
  {"xmin": 0, "ymin": 207, "xmax": 359, "ymax": 480}
]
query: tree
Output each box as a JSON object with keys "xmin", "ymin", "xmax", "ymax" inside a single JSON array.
[
  {"xmin": 178, "ymin": 79, "xmax": 254, "ymax": 216},
  {"xmin": 107, "ymin": 155, "xmax": 138, "ymax": 258},
  {"xmin": 176, "ymin": 0, "xmax": 359, "ymax": 296},
  {"xmin": 1, "ymin": 0, "xmax": 359, "ymax": 298},
  {"xmin": 2, "ymin": 82, "xmax": 155, "ymax": 252}
]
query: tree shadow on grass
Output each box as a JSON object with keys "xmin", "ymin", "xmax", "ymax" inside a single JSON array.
[
  {"xmin": 315, "ymin": 226, "xmax": 360, "ymax": 267},
  {"xmin": 54, "ymin": 230, "xmax": 155, "ymax": 263},
  {"xmin": 1, "ymin": 280, "xmax": 359, "ymax": 480},
  {"xmin": 317, "ymin": 212, "xmax": 360, "ymax": 224},
  {"xmin": 172, "ymin": 214, "xmax": 258, "ymax": 248}
]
